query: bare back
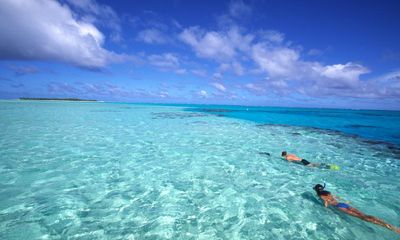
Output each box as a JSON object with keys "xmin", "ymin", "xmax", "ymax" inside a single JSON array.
[{"xmin": 284, "ymin": 153, "xmax": 302, "ymax": 162}]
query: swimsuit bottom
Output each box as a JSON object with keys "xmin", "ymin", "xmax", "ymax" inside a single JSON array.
[{"xmin": 335, "ymin": 203, "xmax": 350, "ymax": 209}]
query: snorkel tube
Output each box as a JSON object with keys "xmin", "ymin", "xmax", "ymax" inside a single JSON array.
[{"xmin": 313, "ymin": 183, "xmax": 330, "ymax": 196}]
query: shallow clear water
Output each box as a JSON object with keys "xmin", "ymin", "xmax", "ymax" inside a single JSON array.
[{"xmin": 0, "ymin": 101, "xmax": 399, "ymax": 239}]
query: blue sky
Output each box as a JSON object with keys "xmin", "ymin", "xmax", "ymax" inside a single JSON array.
[{"xmin": 0, "ymin": 0, "xmax": 400, "ymax": 109}]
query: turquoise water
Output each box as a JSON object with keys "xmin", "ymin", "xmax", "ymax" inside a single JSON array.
[
  {"xmin": 0, "ymin": 101, "xmax": 399, "ymax": 239},
  {"xmin": 186, "ymin": 105, "xmax": 400, "ymax": 146}
]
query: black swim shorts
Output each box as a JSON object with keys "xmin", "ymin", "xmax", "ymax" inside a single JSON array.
[{"xmin": 301, "ymin": 159, "xmax": 310, "ymax": 165}]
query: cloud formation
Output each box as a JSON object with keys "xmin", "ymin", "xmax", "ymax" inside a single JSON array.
[
  {"xmin": 47, "ymin": 81, "xmax": 170, "ymax": 100},
  {"xmin": 177, "ymin": 18, "xmax": 398, "ymax": 99},
  {"xmin": 147, "ymin": 53, "xmax": 186, "ymax": 74},
  {"xmin": 179, "ymin": 26, "xmax": 253, "ymax": 62},
  {"xmin": 251, "ymin": 43, "xmax": 300, "ymax": 78},
  {"xmin": 170, "ymin": 0, "xmax": 400, "ymax": 100},
  {"xmin": 136, "ymin": 28, "xmax": 169, "ymax": 44},
  {"xmin": 131, "ymin": 10, "xmax": 180, "ymax": 46},
  {"xmin": 8, "ymin": 65, "xmax": 40, "ymax": 76},
  {"xmin": 211, "ymin": 82, "xmax": 227, "ymax": 92},
  {"xmin": 0, "ymin": 0, "xmax": 122, "ymax": 69},
  {"xmin": 66, "ymin": 0, "xmax": 122, "ymax": 42},
  {"xmin": 363, "ymin": 71, "xmax": 400, "ymax": 98},
  {"xmin": 198, "ymin": 90, "xmax": 208, "ymax": 98},
  {"xmin": 229, "ymin": 0, "xmax": 252, "ymax": 19},
  {"xmin": 0, "ymin": 0, "xmax": 398, "ymax": 106}
]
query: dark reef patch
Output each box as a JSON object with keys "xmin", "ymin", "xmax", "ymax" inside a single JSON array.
[
  {"xmin": 253, "ymin": 110, "xmax": 347, "ymax": 119},
  {"xmin": 354, "ymin": 112, "xmax": 385, "ymax": 117},
  {"xmin": 256, "ymin": 123, "xmax": 345, "ymax": 136},
  {"xmin": 256, "ymin": 123, "xmax": 400, "ymax": 157},
  {"xmin": 345, "ymin": 124, "xmax": 379, "ymax": 129},
  {"xmin": 362, "ymin": 140, "xmax": 383, "ymax": 145},
  {"xmin": 256, "ymin": 123, "xmax": 288, "ymax": 128},
  {"xmin": 183, "ymin": 106, "xmax": 400, "ymax": 154},
  {"xmin": 329, "ymin": 142, "xmax": 344, "ymax": 149},
  {"xmin": 391, "ymin": 134, "xmax": 400, "ymax": 139}
]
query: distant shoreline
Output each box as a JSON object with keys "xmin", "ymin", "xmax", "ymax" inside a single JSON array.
[{"xmin": 19, "ymin": 97, "xmax": 97, "ymax": 102}]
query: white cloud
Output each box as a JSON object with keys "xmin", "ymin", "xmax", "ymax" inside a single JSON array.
[
  {"xmin": 319, "ymin": 63, "xmax": 369, "ymax": 86},
  {"xmin": 218, "ymin": 63, "xmax": 231, "ymax": 72},
  {"xmin": 198, "ymin": 90, "xmax": 208, "ymax": 98},
  {"xmin": 8, "ymin": 65, "xmax": 40, "ymax": 76},
  {"xmin": 252, "ymin": 43, "xmax": 300, "ymax": 78},
  {"xmin": 175, "ymin": 68, "xmax": 187, "ymax": 75},
  {"xmin": 46, "ymin": 82, "xmax": 176, "ymax": 101},
  {"xmin": 159, "ymin": 91, "xmax": 169, "ymax": 98},
  {"xmin": 147, "ymin": 53, "xmax": 186, "ymax": 74},
  {"xmin": 258, "ymin": 30, "xmax": 285, "ymax": 43},
  {"xmin": 211, "ymin": 82, "xmax": 227, "ymax": 92},
  {"xmin": 232, "ymin": 61, "xmax": 245, "ymax": 76},
  {"xmin": 269, "ymin": 79, "xmax": 288, "ymax": 88},
  {"xmin": 179, "ymin": 26, "xmax": 253, "ymax": 62},
  {"xmin": 364, "ymin": 71, "xmax": 400, "ymax": 98},
  {"xmin": 178, "ymin": 10, "xmax": 378, "ymax": 100},
  {"xmin": 245, "ymin": 83, "xmax": 266, "ymax": 95},
  {"xmin": 191, "ymin": 69, "xmax": 208, "ymax": 78},
  {"xmin": 308, "ymin": 48, "xmax": 323, "ymax": 56},
  {"xmin": 67, "ymin": 0, "xmax": 116, "ymax": 17},
  {"xmin": 250, "ymin": 40, "xmax": 372, "ymax": 95},
  {"xmin": 147, "ymin": 53, "xmax": 179, "ymax": 69},
  {"xmin": 0, "ymin": 0, "xmax": 122, "ymax": 69},
  {"xmin": 179, "ymin": 26, "xmax": 253, "ymax": 79},
  {"xmin": 178, "ymin": 20, "xmax": 377, "ymax": 99},
  {"xmin": 66, "ymin": 0, "xmax": 122, "ymax": 42},
  {"xmin": 136, "ymin": 28, "xmax": 168, "ymax": 44},
  {"xmin": 229, "ymin": 0, "xmax": 252, "ymax": 18},
  {"xmin": 213, "ymin": 72, "xmax": 223, "ymax": 80},
  {"xmin": 179, "ymin": 27, "xmax": 235, "ymax": 61}
]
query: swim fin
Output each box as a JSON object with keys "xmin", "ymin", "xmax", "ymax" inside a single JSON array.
[{"xmin": 329, "ymin": 164, "xmax": 340, "ymax": 170}]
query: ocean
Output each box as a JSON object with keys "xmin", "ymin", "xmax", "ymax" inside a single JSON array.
[{"xmin": 0, "ymin": 101, "xmax": 399, "ymax": 239}]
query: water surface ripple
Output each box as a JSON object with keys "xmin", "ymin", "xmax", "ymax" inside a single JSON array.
[{"xmin": 0, "ymin": 101, "xmax": 399, "ymax": 239}]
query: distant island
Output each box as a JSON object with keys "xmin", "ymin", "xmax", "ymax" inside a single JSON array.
[{"xmin": 19, "ymin": 97, "xmax": 97, "ymax": 102}]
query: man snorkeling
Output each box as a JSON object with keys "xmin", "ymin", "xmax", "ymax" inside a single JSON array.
[
  {"xmin": 313, "ymin": 184, "xmax": 400, "ymax": 233},
  {"xmin": 281, "ymin": 151, "xmax": 340, "ymax": 170}
]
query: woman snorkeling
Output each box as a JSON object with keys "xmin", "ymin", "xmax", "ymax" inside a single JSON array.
[{"xmin": 313, "ymin": 184, "xmax": 400, "ymax": 233}]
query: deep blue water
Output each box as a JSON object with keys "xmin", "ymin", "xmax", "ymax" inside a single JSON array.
[{"xmin": 185, "ymin": 105, "xmax": 400, "ymax": 146}]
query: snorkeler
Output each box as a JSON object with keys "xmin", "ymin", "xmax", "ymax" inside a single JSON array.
[
  {"xmin": 281, "ymin": 151, "xmax": 339, "ymax": 170},
  {"xmin": 281, "ymin": 151, "xmax": 316, "ymax": 166},
  {"xmin": 313, "ymin": 184, "xmax": 400, "ymax": 234}
]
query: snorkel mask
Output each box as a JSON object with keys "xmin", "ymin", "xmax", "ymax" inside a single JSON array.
[{"xmin": 313, "ymin": 183, "xmax": 326, "ymax": 192}]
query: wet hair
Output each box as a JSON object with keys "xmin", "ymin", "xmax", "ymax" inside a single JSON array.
[
  {"xmin": 313, "ymin": 184, "xmax": 331, "ymax": 196},
  {"xmin": 281, "ymin": 151, "xmax": 287, "ymax": 156}
]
